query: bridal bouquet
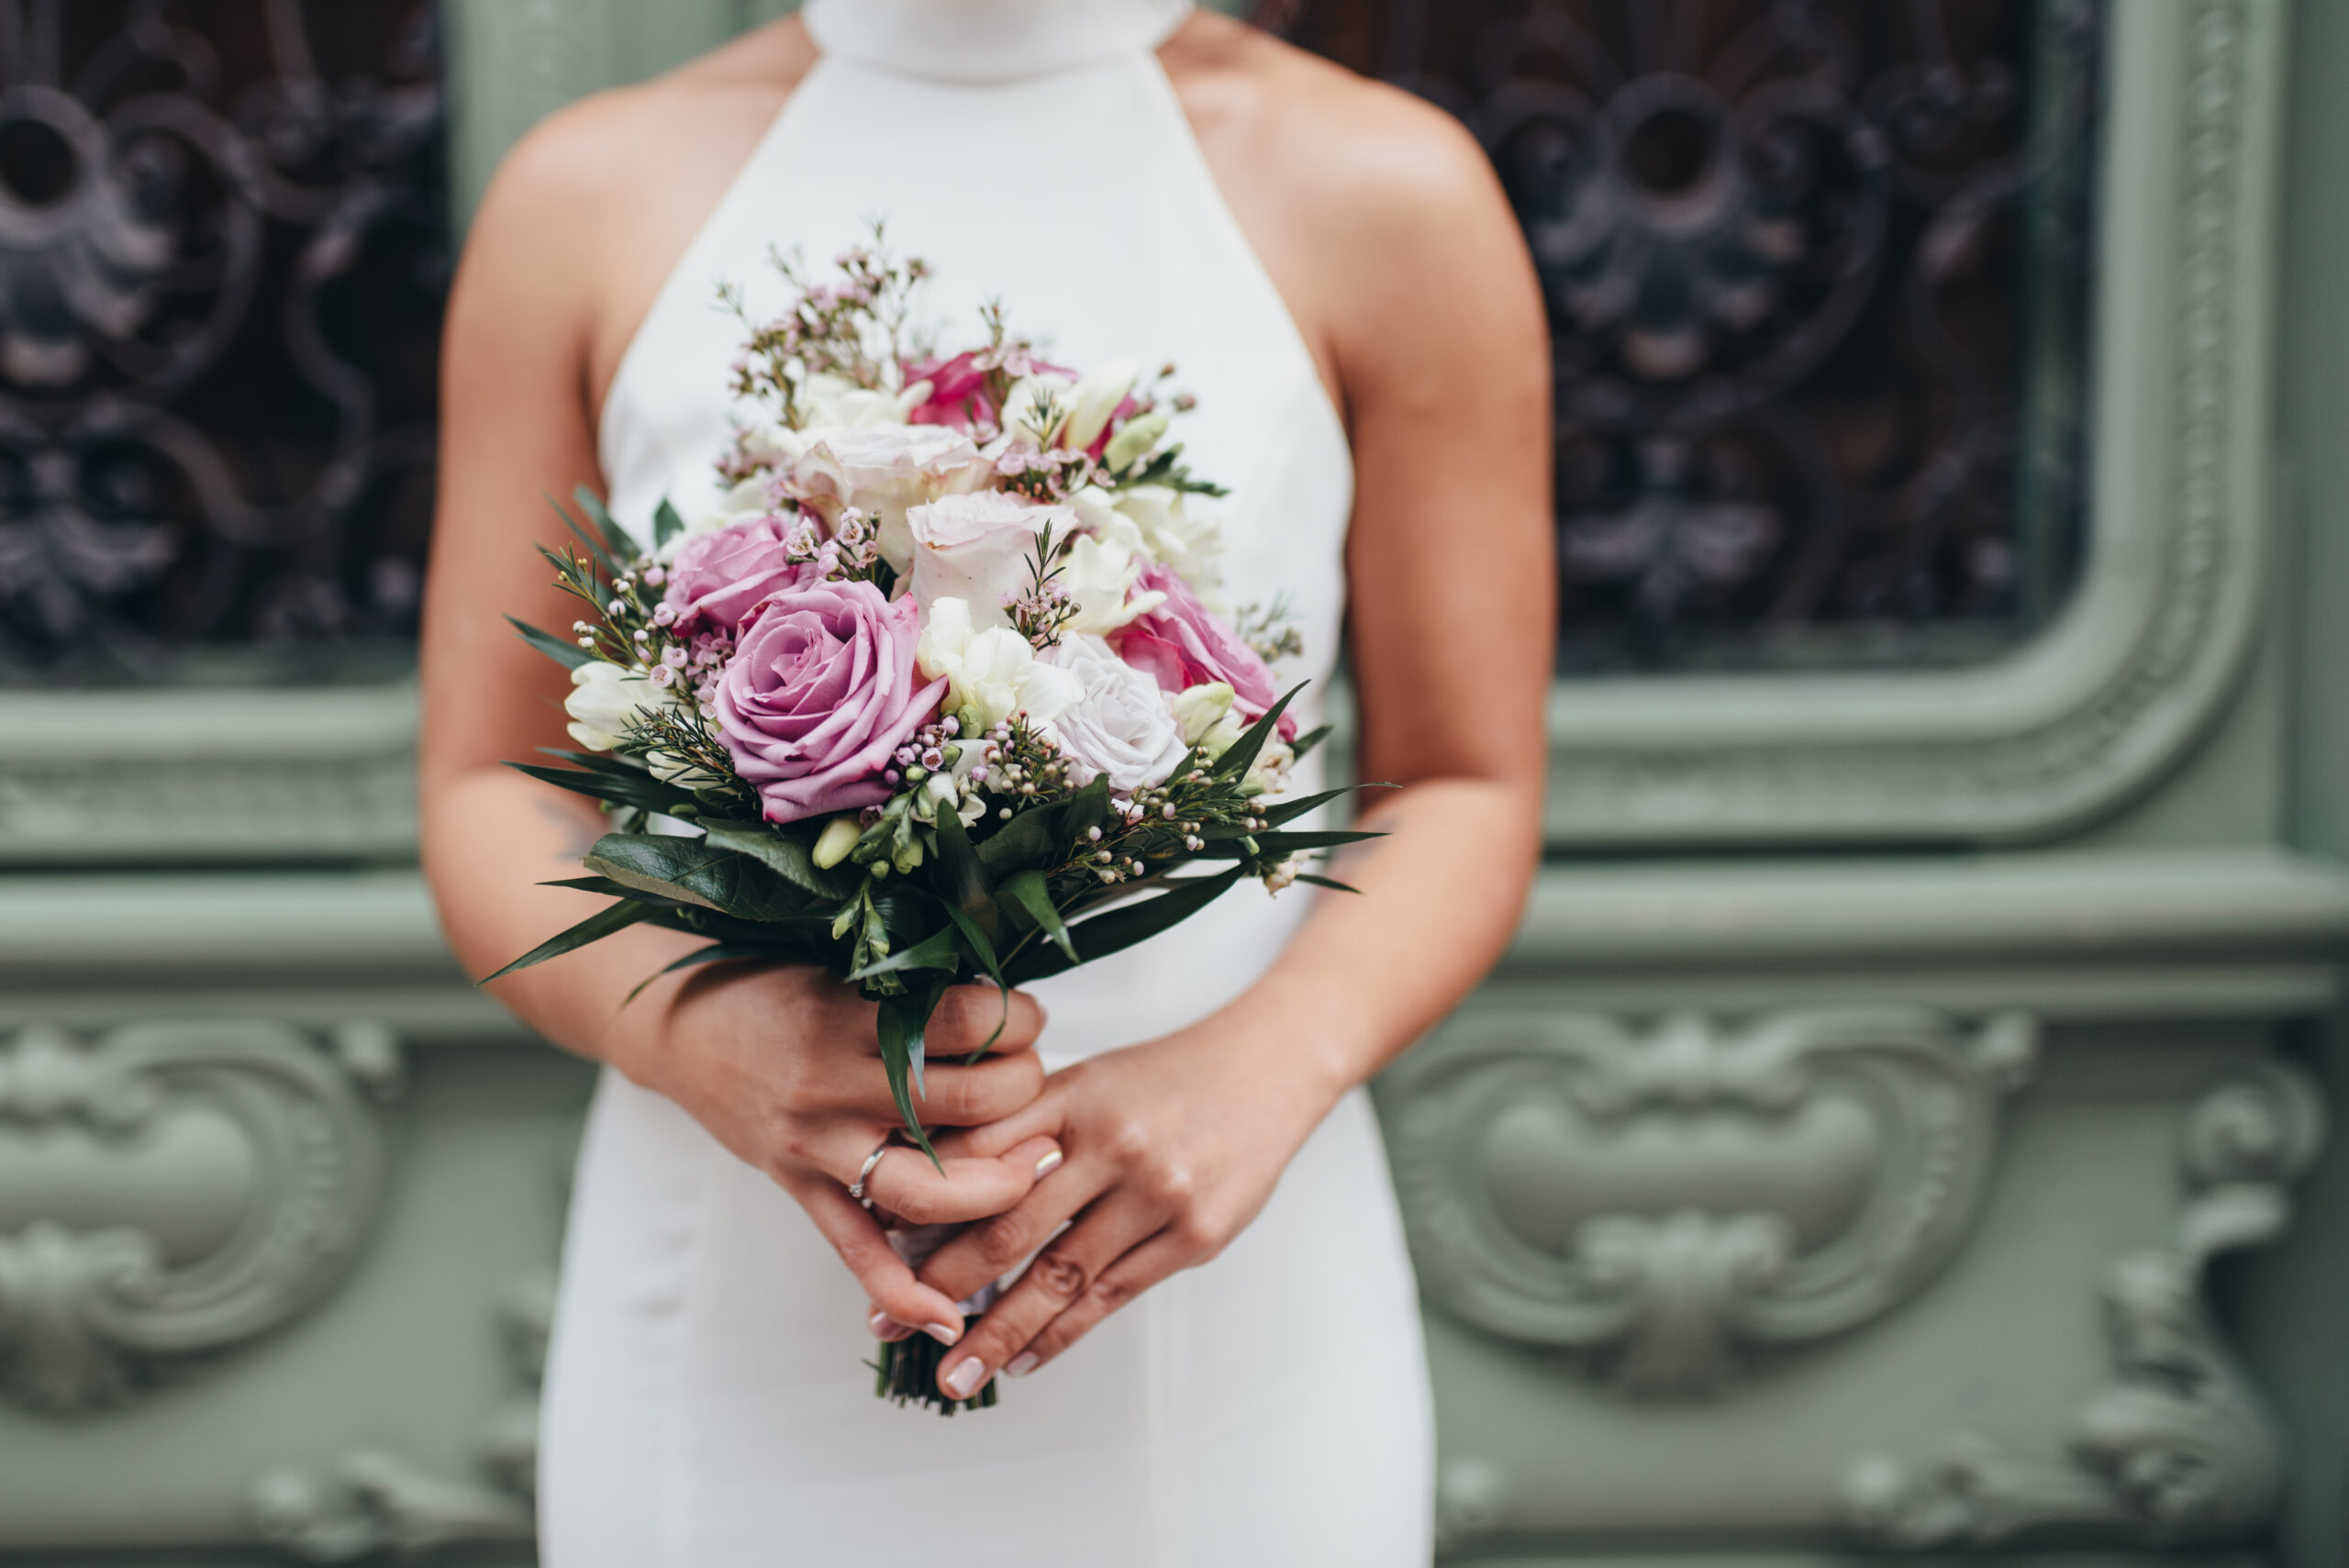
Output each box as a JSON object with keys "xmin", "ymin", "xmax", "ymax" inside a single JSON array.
[{"xmin": 491, "ymin": 238, "xmax": 1372, "ymax": 1409}]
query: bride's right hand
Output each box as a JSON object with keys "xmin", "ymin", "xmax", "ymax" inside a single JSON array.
[{"xmin": 612, "ymin": 964, "xmax": 1062, "ymax": 1347}]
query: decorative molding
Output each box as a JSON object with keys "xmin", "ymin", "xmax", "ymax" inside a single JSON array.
[
  {"xmin": 1382, "ymin": 1007, "xmax": 2038, "ymax": 1396},
  {"xmin": 250, "ymin": 1270, "xmax": 551, "ymax": 1562},
  {"xmin": 1543, "ymin": 0, "xmax": 2286, "ymax": 845},
  {"xmin": 0, "ymin": 1020, "xmax": 402, "ymax": 1412},
  {"xmin": 1842, "ymin": 1060, "xmax": 2325, "ymax": 1548}
]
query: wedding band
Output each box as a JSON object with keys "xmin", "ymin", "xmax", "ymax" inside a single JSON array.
[{"xmin": 848, "ymin": 1139, "xmax": 892, "ymax": 1208}]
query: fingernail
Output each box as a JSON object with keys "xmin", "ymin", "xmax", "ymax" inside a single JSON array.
[
  {"xmin": 867, "ymin": 1309, "xmax": 894, "ymax": 1337},
  {"xmin": 1035, "ymin": 1149, "xmax": 1063, "ymax": 1178},
  {"xmin": 942, "ymin": 1356, "xmax": 987, "ymax": 1398},
  {"xmin": 1006, "ymin": 1351, "xmax": 1040, "ymax": 1379},
  {"xmin": 923, "ymin": 1321, "xmax": 962, "ymax": 1346}
]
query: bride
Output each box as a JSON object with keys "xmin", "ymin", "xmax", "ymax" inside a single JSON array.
[{"xmin": 418, "ymin": 0, "xmax": 1548, "ymax": 1561}]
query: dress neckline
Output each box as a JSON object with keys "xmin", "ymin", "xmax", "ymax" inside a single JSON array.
[{"xmin": 800, "ymin": 0, "xmax": 1192, "ymax": 84}]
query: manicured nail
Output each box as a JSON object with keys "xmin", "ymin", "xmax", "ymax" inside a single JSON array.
[
  {"xmin": 867, "ymin": 1309, "xmax": 894, "ymax": 1337},
  {"xmin": 1035, "ymin": 1149, "xmax": 1063, "ymax": 1178},
  {"xmin": 942, "ymin": 1356, "xmax": 986, "ymax": 1398},
  {"xmin": 923, "ymin": 1321, "xmax": 962, "ymax": 1346},
  {"xmin": 1006, "ymin": 1352, "xmax": 1040, "ymax": 1379}
]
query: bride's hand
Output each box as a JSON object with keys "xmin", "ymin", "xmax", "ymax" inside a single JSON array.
[
  {"xmin": 618, "ymin": 967, "xmax": 1064, "ymax": 1348},
  {"xmin": 882, "ymin": 1015, "xmax": 1341, "ymax": 1398}
]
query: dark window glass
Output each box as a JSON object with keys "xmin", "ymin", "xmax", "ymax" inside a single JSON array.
[
  {"xmin": 0, "ymin": 0, "xmax": 444, "ymax": 685},
  {"xmin": 1271, "ymin": 0, "xmax": 2102, "ymax": 673}
]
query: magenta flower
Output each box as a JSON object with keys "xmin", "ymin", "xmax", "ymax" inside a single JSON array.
[
  {"xmin": 1115, "ymin": 564, "xmax": 1295, "ymax": 740},
  {"xmin": 714, "ymin": 580, "xmax": 945, "ymax": 825},
  {"xmin": 662, "ymin": 512, "xmax": 813, "ymax": 634}
]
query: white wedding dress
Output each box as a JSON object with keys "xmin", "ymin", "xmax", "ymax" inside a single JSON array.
[{"xmin": 538, "ymin": 2, "xmax": 1435, "ymax": 1562}]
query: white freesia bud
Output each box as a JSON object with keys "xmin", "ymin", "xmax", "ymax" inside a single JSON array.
[
  {"xmin": 1057, "ymin": 532, "xmax": 1163, "ymax": 637},
  {"xmin": 1242, "ymin": 738, "xmax": 1297, "ymax": 798},
  {"xmin": 1061, "ymin": 357, "xmax": 1139, "ymax": 451},
  {"xmin": 1169, "ymin": 682, "xmax": 1239, "ymax": 748},
  {"xmin": 812, "ymin": 816, "xmax": 863, "ymax": 870},
  {"xmin": 915, "ymin": 597, "xmax": 1084, "ymax": 733},
  {"xmin": 1102, "ymin": 410, "xmax": 1167, "ymax": 473},
  {"xmin": 563, "ymin": 661, "xmax": 663, "ymax": 751}
]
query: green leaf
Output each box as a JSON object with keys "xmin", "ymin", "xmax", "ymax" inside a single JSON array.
[
  {"xmin": 584, "ymin": 833, "xmax": 825, "ymax": 923},
  {"xmin": 1056, "ymin": 775, "xmax": 1113, "ymax": 854},
  {"xmin": 546, "ymin": 494, "xmax": 623, "ymax": 577},
  {"xmin": 538, "ymin": 875, "xmax": 638, "ymax": 895},
  {"xmin": 1002, "ymin": 865, "xmax": 1246, "ymax": 985},
  {"xmin": 573, "ymin": 484, "xmax": 646, "ymax": 562},
  {"xmin": 1289, "ymin": 723, "xmax": 1333, "ymax": 762},
  {"xmin": 876, "ymin": 981, "xmax": 948, "ymax": 1167},
  {"xmin": 1260, "ymin": 784, "xmax": 1392, "ymax": 828},
  {"xmin": 652, "ymin": 498, "xmax": 685, "ymax": 551},
  {"xmin": 1213, "ymin": 684, "xmax": 1306, "ymax": 784},
  {"xmin": 932, "ymin": 808, "xmax": 1001, "ymax": 947},
  {"xmin": 701, "ymin": 818, "xmax": 856, "ymax": 903},
  {"xmin": 507, "ymin": 760, "xmax": 696, "ymax": 816},
  {"xmin": 480, "ymin": 900, "xmax": 655, "ymax": 984},
  {"xmin": 1295, "ymin": 873, "xmax": 1363, "ymax": 894},
  {"xmin": 997, "ymin": 868, "xmax": 1076, "ymax": 965},
  {"xmin": 507, "ymin": 615, "xmax": 593, "ymax": 670},
  {"xmin": 974, "ymin": 799, "xmax": 1062, "ymax": 874},
  {"xmin": 937, "ymin": 901, "xmax": 1010, "ymax": 1056},
  {"xmin": 846, "ymin": 920, "xmax": 963, "ymax": 983}
]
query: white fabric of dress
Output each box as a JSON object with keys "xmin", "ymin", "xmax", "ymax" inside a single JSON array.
[{"xmin": 539, "ymin": 3, "xmax": 1434, "ymax": 1562}]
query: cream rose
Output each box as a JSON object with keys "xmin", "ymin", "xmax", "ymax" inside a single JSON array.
[
  {"xmin": 906, "ymin": 492, "xmax": 1068, "ymax": 628},
  {"xmin": 789, "ymin": 424, "xmax": 993, "ymax": 570}
]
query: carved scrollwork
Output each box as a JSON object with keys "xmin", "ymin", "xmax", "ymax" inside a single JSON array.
[
  {"xmin": 1383, "ymin": 1006, "xmax": 2038, "ymax": 1395},
  {"xmin": 1842, "ymin": 1061, "xmax": 2324, "ymax": 1548},
  {"xmin": 0, "ymin": 1018, "xmax": 402, "ymax": 1412},
  {"xmin": 251, "ymin": 1269, "xmax": 551, "ymax": 1562}
]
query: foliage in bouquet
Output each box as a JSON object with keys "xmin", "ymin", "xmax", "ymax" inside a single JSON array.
[{"xmin": 494, "ymin": 234, "xmax": 1379, "ymax": 1169}]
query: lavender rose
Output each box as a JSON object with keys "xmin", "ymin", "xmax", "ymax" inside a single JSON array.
[
  {"xmin": 662, "ymin": 511, "xmax": 811, "ymax": 634},
  {"xmin": 714, "ymin": 579, "xmax": 945, "ymax": 825}
]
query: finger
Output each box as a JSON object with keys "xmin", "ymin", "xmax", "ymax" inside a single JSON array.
[
  {"xmin": 924, "ymin": 1089, "xmax": 1066, "ymax": 1161},
  {"xmin": 912, "ymin": 1144, "xmax": 1107, "ymax": 1306},
  {"xmin": 861, "ymin": 1132, "xmax": 1067, "ymax": 1229},
  {"xmin": 788, "ymin": 1177, "xmax": 971, "ymax": 1346},
  {"xmin": 864, "ymin": 1306, "xmax": 918, "ymax": 1343},
  {"xmin": 852, "ymin": 1047, "xmax": 1042, "ymax": 1128},
  {"xmin": 1000, "ymin": 1229, "xmax": 1196, "ymax": 1380},
  {"xmin": 918, "ymin": 985, "xmax": 1048, "ymax": 1060},
  {"xmin": 932, "ymin": 1194, "xmax": 1161, "ymax": 1403}
]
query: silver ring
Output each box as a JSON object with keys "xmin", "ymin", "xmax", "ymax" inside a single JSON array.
[{"xmin": 848, "ymin": 1139, "xmax": 892, "ymax": 1209}]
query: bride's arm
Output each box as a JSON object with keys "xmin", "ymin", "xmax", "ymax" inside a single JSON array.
[
  {"xmin": 896, "ymin": 78, "xmax": 1551, "ymax": 1396},
  {"xmin": 417, "ymin": 76, "xmax": 1063, "ymax": 1345}
]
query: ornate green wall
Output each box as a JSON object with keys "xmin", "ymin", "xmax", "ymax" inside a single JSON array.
[{"xmin": 5, "ymin": 1, "xmax": 2347, "ymax": 1563}]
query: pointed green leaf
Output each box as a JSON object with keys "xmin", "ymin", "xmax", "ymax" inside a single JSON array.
[
  {"xmin": 1212, "ymin": 684, "xmax": 1305, "ymax": 784},
  {"xmin": 846, "ymin": 920, "xmax": 963, "ymax": 983},
  {"xmin": 997, "ymin": 868, "xmax": 1076, "ymax": 964},
  {"xmin": 480, "ymin": 900, "xmax": 655, "ymax": 984},
  {"xmin": 1295, "ymin": 873, "xmax": 1363, "ymax": 894},
  {"xmin": 876, "ymin": 983, "xmax": 947, "ymax": 1168},
  {"xmin": 584, "ymin": 833, "xmax": 825, "ymax": 922},
  {"xmin": 652, "ymin": 498, "xmax": 685, "ymax": 550},
  {"xmin": 507, "ymin": 760, "xmax": 696, "ymax": 816},
  {"xmin": 1260, "ymin": 783, "xmax": 1394, "ymax": 828},
  {"xmin": 932, "ymin": 808, "xmax": 1001, "ymax": 946},
  {"xmin": 1289, "ymin": 723, "xmax": 1333, "ymax": 762},
  {"xmin": 507, "ymin": 615, "xmax": 594, "ymax": 670},
  {"xmin": 1002, "ymin": 866, "xmax": 1245, "ymax": 985},
  {"xmin": 573, "ymin": 484, "xmax": 645, "ymax": 562}
]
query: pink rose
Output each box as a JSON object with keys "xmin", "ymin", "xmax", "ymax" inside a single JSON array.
[
  {"xmin": 904, "ymin": 350, "xmax": 991, "ymax": 432},
  {"xmin": 1115, "ymin": 564, "xmax": 1296, "ymax": 740},
  {"xmin": 714, "ymin": 580, "xmax": 945, "ymax": 825},
  {"xmin": 663, "ymin": 512, "xmax": 811, "ymax": 634}
]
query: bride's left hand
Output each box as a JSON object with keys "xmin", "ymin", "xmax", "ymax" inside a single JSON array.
[{"xmin": 882, "ymin": 1013, "xmax": 1342, "ymax": 1402}]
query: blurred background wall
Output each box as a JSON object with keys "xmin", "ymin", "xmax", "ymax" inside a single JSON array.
[{"xmin": 3, "ymin": 1, "xmax": 2346, "ymax": 1563}]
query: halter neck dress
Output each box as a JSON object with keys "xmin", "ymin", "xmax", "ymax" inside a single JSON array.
[{"xmin": 540, "ymin": 4, "xmax": 1434, "ymax": 1561}]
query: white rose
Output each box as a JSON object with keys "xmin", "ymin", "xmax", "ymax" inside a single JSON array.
[
  {"xmin": 1048, "ymin": 634, "xmax": 1189, "ymax": 795},
  {"xmin": 1061, "ymin": 357, "xmax": 1139, "ymax": 451},
  {"xmin": 563, "ymin": 661, "xmax": 665, "ymax": 751},
  {"xmin": 907, "ymin": 492, "xmax": 1068, "ymax": 628},
  {"xmin": 1058, "ymin": 531, "xmax": 1164, "ymax": 637},
  {"xmin": 797, "ymin": 371, "xmax": 934, "ymax": 429},
  {"xmin": 789, "ymin": 424, "xmax": 993, "ymax": 570},
  {"xmin": 915, "ymin": 597, "xmax": 1084, "ymax": 734}
]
